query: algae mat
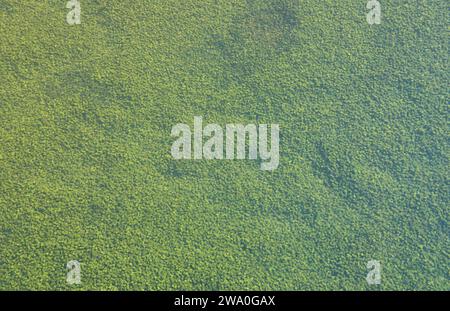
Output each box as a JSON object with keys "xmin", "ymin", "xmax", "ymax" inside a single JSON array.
[{"xmin": 0, "ymin": 1, "xmax": 448, "ymax": 290}]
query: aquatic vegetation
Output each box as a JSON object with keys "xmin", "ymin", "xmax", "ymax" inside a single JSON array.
[{"xmin": 0, "ymin": 0, "xmax": 448, "ymax": 290}]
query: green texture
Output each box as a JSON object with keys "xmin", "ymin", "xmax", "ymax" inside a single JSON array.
[{"xmin": 0, "ymin": 0, "xmax": 448, "ymax": 290}]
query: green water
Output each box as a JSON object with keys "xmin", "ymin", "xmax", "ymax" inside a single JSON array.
[{"xmin": 0, "ymin": 0, "xmax": 448, "ymax": 290}]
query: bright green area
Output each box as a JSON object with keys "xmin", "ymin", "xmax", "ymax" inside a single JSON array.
[{"xmin": 0, "ymin": 0, "xmax": 448, "ymax": 290}]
